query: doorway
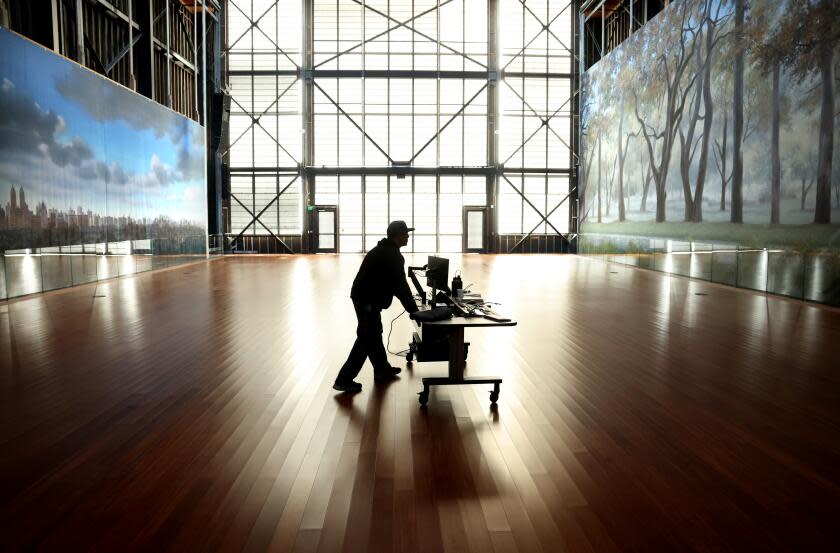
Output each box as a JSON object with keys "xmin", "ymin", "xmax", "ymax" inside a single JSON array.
[
  {"xmin": 463, "ymin": 207, "xmax": 488, "ymax": 253},
  {"xmin": 314, "ymin": 206, "xmax": 338, "ymax": 253}
]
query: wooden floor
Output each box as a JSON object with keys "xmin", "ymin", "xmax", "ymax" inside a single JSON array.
[{"xmin": 1, "ymin": 254, "xmax": 839, "ymax": 552}]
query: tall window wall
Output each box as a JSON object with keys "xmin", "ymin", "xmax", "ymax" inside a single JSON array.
[{"xmin": 225, "ymin": 0, "xmax": 575, "ymax": 252}]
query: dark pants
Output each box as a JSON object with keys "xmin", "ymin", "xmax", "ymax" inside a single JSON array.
[{"xmin": 335, "ymin": 300, "xmax": 390, "ymax": 384}]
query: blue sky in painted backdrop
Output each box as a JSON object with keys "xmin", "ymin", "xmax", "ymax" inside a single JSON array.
[
  {"xmin": 0, "ymin": 28, "xmax": 205, "ymax": 225},
  {"xmin": 1, "ymin": 39, "xmax": 170, "ymax": 175}
]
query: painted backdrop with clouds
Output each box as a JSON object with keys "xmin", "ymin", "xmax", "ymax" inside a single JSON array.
[{"xmin": 0, "ymin": 27, "xmax": 205, "ymax": 252}]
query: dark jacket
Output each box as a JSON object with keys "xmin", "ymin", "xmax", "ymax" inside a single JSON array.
[{"xmin": 351, "ymin": 238, "xmax": 419, "ymax": 313}]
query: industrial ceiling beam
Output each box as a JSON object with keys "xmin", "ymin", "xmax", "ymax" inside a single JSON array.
[
  {"xmin": 226, "ymin": 69, "xmax": 574, "ymax": 80},
  {"xmin": 225, "ymin": 167, "xmax": 573, "ymax": 176}
]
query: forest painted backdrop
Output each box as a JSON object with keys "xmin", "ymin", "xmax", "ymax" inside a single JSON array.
[{"xmin": 580, "ymin": 0, "xmax": 840, "ymax": 251}]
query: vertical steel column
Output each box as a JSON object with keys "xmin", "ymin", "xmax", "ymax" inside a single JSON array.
[
  {"xmin": 214, "ymin": 1, "xmax": 224, "ymax": 238},
  {"xmin": 302, "ymin": 0, "xmax": 315, "ymax": 252},
  {"xmin": 165, "ymin": 0, "xmax": 173, "ymax": 108},
  {"xmin": 214, "ymin": 3, "xmax": 222, "ymax": 92},
  {"xmin": 202, "ymin": 1, "xmax": 207, "ymax": 126},
  {"xmin": 435, "ymin": 0, "xmax": 441, "ymax": 254},
  {"xmin": 361, "ymin": 0, "xmax": 367, "ymax": 248},
  {"xmin": 486, "ymin": 0, "xmax": 499, "ymax": 253},
  {"xmin": 579, "ymin": 0, "xmax": 587, "ymax": 229},
  {"xmin": 75, "ymin": 0, "xmax": 85, "ymax": 65},
  {"xmin": 202, "ymin": 0, "xmax": 210, "ymax": 254},
  {"xmin": 600, "ymin": 3, "xmax": 604, "ymax": 61},
  {"xmin": 128, "ymin": 0, "xmax": 135, "ymax": 90},
  {"xmin": 51, "ymin": 0, "xmax": 61, "ymax": 54},
  {"xmin": 137, "ymin": 0, "xmax": 155, "ymax": 100},
  {"xmin": 194, "ymin": 0, "xmax": 199, "ymax": 118},
  {"xmin": 572, "ymin": 0, "xmax": 581, "ymax": 251}
]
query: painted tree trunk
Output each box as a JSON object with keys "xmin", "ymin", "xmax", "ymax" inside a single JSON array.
[
  {"xmin": 580, "ymin": 144, "xmax": 594, "ymax": 223},
  {"xmin": 634, "ymin": 7, "xmax": 695, "ymax": 226},
  {"xmin": 692, "ymin": 16, "xmax": 715, "ymax": 223},
  {"xmin": 656, "ymin": 134, "xmax": 674, "ymax": 223},
  {"xmin": 770, "ymin": 62, "xmax": 781, "ymax": 224},
  {"xmin": 597, "ymin": 136, "xmax": 602, "ymax": 223},
  {"xmin": 720, "ymin": 114, "xmax": 728, "ymax": 211},
  {"xmin": 654, "ymin": 96, "xmax": 678, "ymax": 224},
  {"xmin": 814, "ymin": 44, "xmax": 834, "ymax": 224},
  {"xmin": 641, "ymin": 165, "xmax": 651, "ymax": 212},
  {"xmin": 617, "ymin": 99, "xmax": 626, "ymax": 222},
  {"xmin": 656, "ymin": 182, "xmax": 667, "ymax": 222},
  {"xmin": 681, "ymin": 35, "xmax": 704, "ymax": 222},
  {"xmin": 731, "ymin": 0, "xmax": 745, "ymax": 223},
  {"xmin": 579, "ymin": 167, "xmax": 586, "ymax": 223},
  {"xmin": 801, "ymin": 178, "xmax": 808, "ymax": 211},
  {"xmin": 680, "ymin": 133, "xmax": 694, "ymax": 221},
  {"xmin": 606, "ymin": 155, "xmax": 617, "ymax": 218}
]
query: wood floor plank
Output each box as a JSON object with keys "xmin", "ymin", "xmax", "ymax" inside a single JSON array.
[
  {"xmin": 339, "ymin": 452, "xmax": 376, "ymax": 553},
  {"xmin": 315, "ymin": 440, "xmax": 362, "ymax": 553},
  {"xmin": 409, "ymin": 407, "xmax": 446, "ymax": 553}
]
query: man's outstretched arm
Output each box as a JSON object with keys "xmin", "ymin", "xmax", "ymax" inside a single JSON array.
[{"xmin": 394, "ymin": 259, "xmax": 419, "ymax": 314}]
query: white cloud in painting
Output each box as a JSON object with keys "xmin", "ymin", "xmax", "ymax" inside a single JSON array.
[{"xmin": 183, "ymin": 186, "xmax": 199, "ymax": 202}]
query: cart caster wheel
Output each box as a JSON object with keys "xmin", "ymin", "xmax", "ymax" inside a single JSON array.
[
  {"xmin": 406, "ymin": 352, "xmax": 414, "ymax": 363},
  {"xmin": 418, "ymin": 391, "xmax": 429, "ymax": 406},
  {"xmin": 489, "ymin": 391, "xmax": 499, "ymax": 404}
]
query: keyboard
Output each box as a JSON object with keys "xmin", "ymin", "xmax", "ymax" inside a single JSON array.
[{"xmin": 450, "ymin": 301, "xmax": 470, "ymax": 317}]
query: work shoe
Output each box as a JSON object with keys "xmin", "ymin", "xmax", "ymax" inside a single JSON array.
[
  {"xmin": 333, "ymin": 380, "xmax": 362, "ymax": 393},
  {"xmin": 374, "ymin": 366, "xmax": 401, "ymax": 381}
]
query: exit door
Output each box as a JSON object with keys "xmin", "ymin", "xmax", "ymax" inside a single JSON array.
[
  {"xmin": 314, "ymin": 206, "xmax": 338, "ymax": 253},
  {"xmin": 463, "ymin": 207, "xmax": 487, "ymax": 253}
]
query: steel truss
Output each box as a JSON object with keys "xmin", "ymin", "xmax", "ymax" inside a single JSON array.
[
  {"xmin": 229, "ymin": 174, "xmax": 300, "ymax": 252},
  {"xmin": 224, "ymin": 0, "xmax": 579, "ymax": 253}
]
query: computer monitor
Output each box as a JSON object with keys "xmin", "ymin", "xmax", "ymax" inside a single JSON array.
[{"xmin": 426, "ymin": 256, "xmax": 449, "ymax": 293}]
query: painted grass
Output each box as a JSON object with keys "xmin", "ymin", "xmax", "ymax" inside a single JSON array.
[{"xmin": 582, "ymin": 221, "xmax": 840, "ymax": 252}]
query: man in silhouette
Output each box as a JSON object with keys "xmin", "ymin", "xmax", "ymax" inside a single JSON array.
[{"xmin": 333, "ymin": 221, "xmax": 420, "ymax": 392}]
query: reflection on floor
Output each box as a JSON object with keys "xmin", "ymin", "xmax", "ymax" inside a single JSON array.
[
  {"xmin": 0, "ymin": 253, "xmax": 206, "ymax": 299},
  {"xmin": 580, "ymin": 234, "xmax": 840, "ymax": 305}
]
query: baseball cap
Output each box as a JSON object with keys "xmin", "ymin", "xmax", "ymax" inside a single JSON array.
[{"xmin": 387, "ymin": 220, "xmax": 415, "ymax": 237}]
